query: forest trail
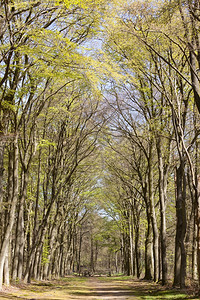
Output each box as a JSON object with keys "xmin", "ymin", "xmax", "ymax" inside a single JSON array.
[
  {"xmin": 0, "ymin": 276, "xmax": 196, "ymax": 300},
  {"xmin": 81, "ymin": 277, "xmax": 140, "ymax": 299}
]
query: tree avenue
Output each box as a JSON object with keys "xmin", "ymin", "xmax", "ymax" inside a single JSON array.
[{"xmin": 0, "ymin": 0, "xmax": 200, "ymax": 297}]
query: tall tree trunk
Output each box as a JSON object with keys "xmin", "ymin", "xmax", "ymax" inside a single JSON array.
[
  {"xmin": 129, "ymin": 209, "xmax": 135, "ymax": 276},
  {"xmin": 190, "ymin": 45, "xmax": 200, "ymax": 292},
  {"xmin": 135, "ymin": 224, "xmax": 140, "ymax": 279},
  {"xmin": 0, "ymin": 143, "xmax": 4, "ymax": 207},
  {"xmin": 12, "ymin": 203, "xmax": 20, "ymax": 280},
  {"xmin": 18, "ymin": 169, "xmax": 29, "ymax": 280},
  {"xmin": 94, "ymin": 240, "xmax": 98, "ymax": 273},
  {"xmin": 149, "ymin": 143, "xmax": 159, "ymax": 282},
  {"xmin": 0, "ymin": 135, "xmax": 19, "ymax": 290},
  {"xmin": 90, "ymin": 234, "xmax": 94, "ymax": 273},
  {"xmin": 3, "ymin": 246, "xmax": 10, "ymax": 286},
  {"xmin": 121, "ymin": 231, "xmax": 130, "ymax": 276},
  {"xmin": 189, "ymin": 50, "xmax": 200, "ymax": 114},
  {"xmin": 144, "ymin": 204, "xmax": 152, "ymax": 280},
  {"xmin": 196, "ymin": 175, "xmax": 200, "ymax": 290},
  {"xmin": 0, "ymin": 143, "xmax": 5, "ymax": 250},
  {"xmin": 47, "ymin": 224, "xmax": 57, "ymax": 279},
  {"xmin": 12, "ymin": 168, "xmax": 28, "ymax": 280},
  {"xmin": 59, "ymin": 240, "xmax": 64, "ymax": 277},
  {"xmin": 192, "ymin": 205, "xmax": 198, "ymax": 280},
  {"xmin": 78, "ymin": 229, "xmax": 82, "ymax": 275},
  {"xmin": 132, "ymin": 197, "xmax": 141, "ymax": 278},
  {"xmin": 173, "ymin": 162, "xmax": 187, "ymax": 288},
  {"xmin": 156, "ymin": 137, "xmax": 168, "ymax": 285},
  {"xmin": 115, "ymin": 250, "xmax": 118, "ymax": 274}
]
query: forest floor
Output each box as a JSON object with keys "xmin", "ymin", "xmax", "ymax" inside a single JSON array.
[{"xmin": 0, "ymin": 276, "xmax": 199, "ymax": 300}]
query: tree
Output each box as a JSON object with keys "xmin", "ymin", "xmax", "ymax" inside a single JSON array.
[{"xmin": 0, "ymin": 0, "xmax": 107, "ymax": 289}]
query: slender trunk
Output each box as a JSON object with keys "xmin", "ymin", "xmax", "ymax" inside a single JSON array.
[
  {"xmin": 43, "ymin": 262, "xmax": 49, "ymax": 280},
  {"xmin": 173, "ymin": 163, "xmax": 187, "ymax": 288},
  {"xmin": 90, "ymin": 234, "xmax": 94, "ymax": 273},
  {"xmin": 135, "ymin": 224, "xmax": 140, "ymax": 279},
  {"xmin": 33, "ymin": 151, "xmax": 41, "ymax": 239},
  {"xmin": 132, "ymin": 197, "xmax": 141, "ymax": 279},
  {"xmin": 189, "ymin": 50, "xmax": 200, "ymax": 114},
  {"xmin": 18, "ymin": 170, "xmax": 28, "ymax": 279},
  {"xmin": 129, "ymin": 209, "xmax": 135, "ymax": 276},
  {"xmin": 37, "ymin": 245, "xmax": 43, "ymax": 280},
  {"xmin": 156, "ymin": 137, "xmax": 168, "ymax": 285},
  {"xmin": 149, "ymin": 144, "xmax": 159, "ymax": 282},
  {"xmin": 3, "ymin": 246, "xmax": 10, "ymax": 286},
  {"xmin": 193, "ymin": 120, "xmax": 199, "ymax": 281},
  {"xmin": 125, "ymin": 231, "xmax": 130, "ymax": 276},
  {"xmin": 32, "ymin": 248, "xmax": 39, "ymax": 280},
  {"xmin": 115, "ymin": 251, "xmax": 118, "ymax": 274},
  {"xmin": 0, "ymin": 135, "xmax": 18, "ymax": 290},
  {"xmin": 78, "ymin": 229, "xmax": 82, "ymax": 275},
  {"xmin": 196, "ymin": 175, "xmax": 200, "ymax": 290},
  {"xmin": 192, "ymin": 208, "xmax": 198, "ymax": 280},
  {"xmin": 94, "ymin": 240, "xmax": 98, "ymax": 273},
  {"xmin": 0, "ymin": 143, "xmax": 4, "ymax": 262},
  {"xmin": 144, "ymin": 204, "xmax": 152, "ymax": 280},
  {"xmin": 189, "ymin": 44, "xmax": 200, "ymax": 293},
  {"xmin": 0, "ymin": 143, "xmax": 4, "ymax": 207},
  {"xmin": 12, "ymin": 203, "xmax": 20, "ymax": 280},
  {"xmin": 158, "ymin": 235, "xmax": 161, "ymax": 282},
  {"xmin": 46, "ymin": 225, "xmax": 57, "ymax": 279},
  {"xmin": 108, "ymin": 251, "xmax": 111, "ymax": 276},
  {"xmin": 121, "ymin": 230, "xmax": 130, "ymax": 276},
  {"xmin": 12, "ymin": 168, "xmax": 28, "ymax": 280},
  {"xmin": 59, "ymin": 244, "xmax": 64, "ymax": 277}
]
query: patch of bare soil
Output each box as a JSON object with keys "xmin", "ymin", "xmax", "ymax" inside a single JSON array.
[
  {"xmin": 0, "ymin": 285, "xmax": 24, "ymax": 299},
  {"xmin": 85, "ymin": 277, "xmax": 140, "ymax": 300}
]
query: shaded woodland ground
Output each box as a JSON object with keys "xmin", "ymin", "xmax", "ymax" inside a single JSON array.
[{"xmin": 0, "ymin": 276, "xmax": 199, "ymax": 300}]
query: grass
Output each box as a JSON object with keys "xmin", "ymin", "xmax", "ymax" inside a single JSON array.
[
  {"xmin": 0, "ymin": 276, "xmax": 88, "ymax": 299},
  {"xmin": 0, "ymin": 276, "xmax": 198, "ymax": 300},
  {"xmin": 97, "ymin": 275, "xmax": 132, "ymax": 281}
]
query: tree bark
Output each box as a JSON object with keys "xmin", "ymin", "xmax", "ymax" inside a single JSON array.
[
  {"xmin": 129, "ymin": 209, "xmax": 135, "ymax": 276},
  {"xmin": 173, "ymin": 162, "xmax": 187, "ymax": 288},
  {"xmin": 192, "ymin": 205, "xmax": 198, "ymax": 280},
  {"xmin": 12, "ymin": 167, "xmax": 28, "ymax": 280},
  {"xmin": 0, "ymin": 135, "xmax": 19, "ymax": 290},
  {"xmin": 196, "ymin": 175, "xmax": 200, "ymax": 290},
  {"xmin": 90, "ymin": 233, "xmax": 94, "ymax": 273},
  {"xmin": 0, "ymin": 143, "xmax": 4, "ymax": 208},
  {"xmin": 156, "ymin": 137, "xmax": 168, "ymax": 285},
  {"xmin": 144, "ymin": 204, "xmax": 152, "ymax": 280},
  {"xmin": 3, "ymin": 246, "xmax": 10, "ymax": 286},
  {"xmin": 148, "ymin": 142, "xmax": 159, "ymax": 282}
]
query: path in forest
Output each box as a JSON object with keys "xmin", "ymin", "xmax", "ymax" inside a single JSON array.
[
  {"xmin": 0, "ymin": 276, "xmax": 196, "ymax": 300},
  {"xmin": 0, "ymin": 277, "xmax": 139, "ymax": 300},
  {"xmin": 87, "ymin": 277, "xmax": 143, "ymax": 299}
]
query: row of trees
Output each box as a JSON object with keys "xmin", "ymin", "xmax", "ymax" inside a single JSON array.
[
  {"xmin": 99, "ymin": 0, "xmax": 200, "ymax": 290},
  {"xmin": 0, "ymin": 0, "xmax": 110, "ymax": 289}
]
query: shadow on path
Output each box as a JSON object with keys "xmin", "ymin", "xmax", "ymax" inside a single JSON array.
[{"xmin": 0, "ymin": 277, "xmax": 198, "ymax": 300}]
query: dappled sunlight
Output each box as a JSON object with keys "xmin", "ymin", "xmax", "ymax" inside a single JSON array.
[{"xmin": 0, "ymin": 277, "xmax": 198, "ymax": 300}]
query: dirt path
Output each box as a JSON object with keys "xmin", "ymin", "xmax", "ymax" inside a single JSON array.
[
  {"xmin": 0, "ymin": 276, "xmax": 196, "ymax": 300},
  {"xmin": 85, "ymin": 277, "xmax": 140, "ymax": 300},
  {"xmin": 0, "ymin": 277, "xmax": 139, "ymax": 300}
]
